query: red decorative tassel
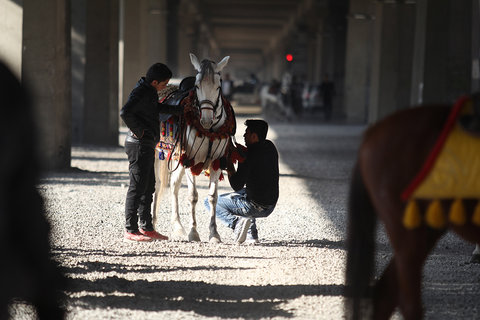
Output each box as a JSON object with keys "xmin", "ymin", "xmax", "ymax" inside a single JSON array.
[
  {"xmin": 190, "ymin": 162, "xmax": 204, "ymax": 176},
  {"xmin": 212, "ymin": 159, "xmax": 220, "ymax": 171},
  {"xmin": 179, "ymin": 153, "xmax": 187, "ymax": 165}
]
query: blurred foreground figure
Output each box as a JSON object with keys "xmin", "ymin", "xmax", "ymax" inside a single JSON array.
[{"xmin": 0, "ymin": 62, "xmax": 65, "ymax": 319}]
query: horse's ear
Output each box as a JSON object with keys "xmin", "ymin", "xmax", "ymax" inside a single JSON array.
[
  {"xmin": 216, "ymin": 56, "xmax": 230, "ymax": 72},
  {"xmin": 190, "ymin": 53, "xmax": 201, "ymax": 72}
]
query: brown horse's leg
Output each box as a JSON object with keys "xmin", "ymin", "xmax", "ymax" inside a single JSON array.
[
  {"xmin": 394, "ymin": 230, "xmax": 443, "ymax": 320},
  {"xmin": 373, "ymin": 259, "xmax": 398, "ymax": 320}
]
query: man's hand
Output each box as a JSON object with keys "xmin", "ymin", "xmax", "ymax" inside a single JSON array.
[{"xmin": 226, "ymin": 161, "xmax": 236, "ymax": 177}]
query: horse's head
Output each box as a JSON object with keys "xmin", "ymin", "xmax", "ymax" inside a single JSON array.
[{"xmin": 190, "ymin": 53, "xmax": 230, "ymax": 129}]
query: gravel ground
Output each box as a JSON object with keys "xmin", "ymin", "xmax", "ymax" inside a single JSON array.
[{"xmin": 9, "ymin": 114, "xmax": 480, "ymax": 319}]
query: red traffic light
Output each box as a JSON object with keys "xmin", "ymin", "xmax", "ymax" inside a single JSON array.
[{"xmin": 285, "ymin": 54, "xmax": 293, "ymax": 62}]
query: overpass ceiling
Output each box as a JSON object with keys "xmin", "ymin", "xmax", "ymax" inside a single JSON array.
[{"xmin": 198, "ymin": 0, "xmax": 306, "ymax": 61}]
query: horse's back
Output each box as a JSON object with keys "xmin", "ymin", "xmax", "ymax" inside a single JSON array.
[{"xmin": 358, "ymin": 105, "xmax": 451, "ymax": 199}]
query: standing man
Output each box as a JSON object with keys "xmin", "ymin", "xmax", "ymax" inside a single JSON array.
[
  {"xmin": 320, "ymin": 73, "xmax": 335, "ymax": 121},
  {"xmin": 121, "ymin": 63, "xmax": 183, "ymax": 242},
  {"xmin": 205, "ymin": 119, "xmax": 279, "ymax": 244}
]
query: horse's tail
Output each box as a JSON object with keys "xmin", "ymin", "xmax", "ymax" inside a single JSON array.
[
  {"xmin": 344, "ymin": 163, "xmax": 377, "ymax": 320},
  {"xmin": 152, "ymin": 149, "xmax": 170, "ymax": 228}
]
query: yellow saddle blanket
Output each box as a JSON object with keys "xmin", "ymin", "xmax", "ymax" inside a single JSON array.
[
  {"xmin": 402, "ymin": 96, "xmax": 480, "ymax": 229},
  {"xmin": 413, "ymin": 120, "xmax": 480, "ymax": 198}
]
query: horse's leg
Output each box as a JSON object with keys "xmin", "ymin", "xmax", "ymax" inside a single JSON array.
[
  {"xmin": 345, "ymin": 164, "xmax": 377, "ymax": 319},
  {"xmin": 152, "ymin": 149, "xmax": 162, "ymax": 228},
  {"xmin": 185, "ymin": 169, "xmax": 201, "ymax": 242},
  {"xmin": 170, "ymin": 165, "xmax": 187, "ymax": 240},
  {"xmin": 206, "ymin": 169, "xmax": 221, "ymax": 243},
  {"xmin": 472, "ymin": 244, "xmax": 480, "ymax": 263},
  {"xmin": 372, "ymin": 259, "xmax": 399, "ymax": 320},
  {"xmin": 377, "ymin": 227, "xmax": 442, "ymax": 320}
]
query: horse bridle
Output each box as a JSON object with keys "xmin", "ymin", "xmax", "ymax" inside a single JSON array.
[
  {"xmin": 194, "ymin": 73, "xmax": 224, "ymax": 124},
  {"xmin": 196, "ymin": 85, "xmax": 221, "ymax": 112}
]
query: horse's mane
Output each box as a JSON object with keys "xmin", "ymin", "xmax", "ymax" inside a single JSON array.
[{"xmin": 199, "ymin": 59, "xmax": 216, "ymax": 83}]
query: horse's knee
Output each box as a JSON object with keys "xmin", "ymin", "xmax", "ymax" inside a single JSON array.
[
  {"xmin": 206, "ymin": 193, "xmax": 217, "ymax": 207},
  {"xmin": 188, "ymin": 191, "xmax": 198, "ymax": 204}
]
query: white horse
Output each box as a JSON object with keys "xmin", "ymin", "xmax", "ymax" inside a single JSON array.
[{"xmin": 153, "ymin": 53, "xmax": 234, "ymax": 243}]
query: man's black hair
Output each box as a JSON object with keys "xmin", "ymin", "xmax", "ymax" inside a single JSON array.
[
  {"xmin": 245, "ymin": 119, "xmax": 268, "ymax": 141},
  {"xmin": 146, "ymin": 63, "xmax": 172, "ymax": 83}
]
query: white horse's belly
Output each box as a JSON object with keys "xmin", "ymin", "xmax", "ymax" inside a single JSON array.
[{"xmin": 184, "ymin": 126, "xmax": 229, "ymax": 167}]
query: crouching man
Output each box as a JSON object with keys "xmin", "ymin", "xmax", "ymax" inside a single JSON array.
[{"xmin": 205, "ymin": 119, "xmax": 279, "ymax": 244}]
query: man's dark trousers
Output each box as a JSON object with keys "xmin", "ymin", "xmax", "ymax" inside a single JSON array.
[{"xmin": 125, "ymin": 141, "xmax": 156, "ymax": 233}]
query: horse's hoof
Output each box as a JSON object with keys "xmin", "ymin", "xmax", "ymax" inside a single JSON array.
[
  {"xmin": 471, "ymin": 254, "xmax": 480, "ymax": 264},
  {"xmin": 171, "ymin": 225, "xmax": 187, "ymax": 241},
  {"xmin": 188, "ymin": 230, "xmax": 201, "ymax": 242},
  {"xmin": 209, "ymin": 236, "xmax": 222, "ymax": 244}
]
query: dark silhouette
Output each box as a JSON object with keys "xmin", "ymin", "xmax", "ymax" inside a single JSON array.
[{"xmin": 0, "ymin": 62, "xmax": 65, "ymax": 319}]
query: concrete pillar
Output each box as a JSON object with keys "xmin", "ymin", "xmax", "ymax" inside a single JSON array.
[
  {"xmin": 177, "ymin": 0, "xmax": 199, "ymax": 78},
  {"xmin": 472, "ymin": 0, "xmax": 480, "ymax": 92},
  {"xmin": 71, "ymin": 0, "xmax": 86, "ymax": 144},
  {"xmin": 412, "ymin": 0, "xmax": 473, "ymax": 105},
  {"xmin": 22, "ymin": 0, "xmax": 71, "ymax": 170},
  {"xmin": 122, "ymin": 0, "xmax": 169, "ymax": 107},
  {"xmin": 322, "ymin": 0, "xmax": 348, "ymax": 119},
  {"xmin": 343, "ymin": 0, "xmax": 375, "ymax": 123},
  {"xmin": 84, "ymin": 0, "xmax": 119, "ymax": 145},
  {"xmin": 369, "ymin": 2, "xmax": 415, "ymax": 122},
  {"xmin": 0, "ymin": 0, "xmax": 23, "ymax": 78}
]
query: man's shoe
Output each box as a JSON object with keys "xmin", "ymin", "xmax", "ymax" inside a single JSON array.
[
  {"xmin": 245, "ymin": 231, "xmax": 259, "ymax": 245},
  {"xmin": 233, "ymin": 217, "xmax": 252, "ymax": 244},
  {"xmin": 139, "ymin": 229, "xmax": 169, "ymax": 240},
  {"xmin": 125, "ymin": 231, "xmax": 152, "ymax": 242}
]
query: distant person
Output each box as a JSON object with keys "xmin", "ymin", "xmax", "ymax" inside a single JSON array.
[
  {"xmin": 248, "ymin": 73, "xmax": 259, "ymax": 87},
  {"xmin": 204, "ymin": 119, "xmax": 279, "ymax": 244},
  {"xmin": 320, "ymin": 73, "xmax": 335, "ymax": 121},
  {"xmin": 222, "ymin": 73, "xmax": 234, "ymax": 101},
  {"xmin": 0, "ymin": 61, "xmax": 65, "ymax": 319},
  {"xmin": 120, "ymin": 63, "xmax": 184, "ymax": 242},
  {"xmin": 290, "ymin": 75, "xmax": 303, "ymax": 115}
]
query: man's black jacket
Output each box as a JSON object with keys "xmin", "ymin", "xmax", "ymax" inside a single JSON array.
[
  {"xmin": 229, "ymin": 140, "xmax": 279, "ymax": 206},
  {"xmin": 120, "ymin": 77, "xmax": 183, "ymax": 146}
]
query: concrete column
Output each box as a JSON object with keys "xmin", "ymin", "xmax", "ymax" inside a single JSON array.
[
  {"xmin": 22, "ymin": 0, "xmax": 71, "ymax": 170},
  {"xmin": 472, "ymin": 0, "xmax": 480, "ymax": 92},
  {"xmin": 122, "ymin": 0, "xmax": 169, "ymax": 106},
  {"xmin": 84, "ymin": 0, "xmax": 119, "ymax": 145},
  {"xmin": 369, "ymin": 2, "xmax": 415, "ymax": 122},
  {"xmin": 0, "ymin": 0, "xmax": 23, "ymax": 78},
  {"xmin": 177, "ymin": 1, "xmax": 199, "ymax": 78},
  {"xmin": 71, "ymin": 0, "xmax": 86, "ymax": 144},
  {"xmin": 322, "ymin": 0, "xmax": 348, "ymax": 119},
  {"xmin": 343, "ymin": 0, "xmax": 375, "ymax": 123},
  {"xmin": 412, "ymin": 0, "xmax": 473, "ymax": 105}
]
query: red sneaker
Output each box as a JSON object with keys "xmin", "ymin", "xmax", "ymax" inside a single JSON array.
[
  {"xmin": 139, "ymin": 229, "xmax": 168, "ymax": 240},
  {"xmin": 124, "ymin": 231, "xmax": 152, "ymax": 242}
]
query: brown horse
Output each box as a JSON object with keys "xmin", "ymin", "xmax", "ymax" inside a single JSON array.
[{"xmin": 345, "ymin": 96, "xmax": 480, "ymax": 319}]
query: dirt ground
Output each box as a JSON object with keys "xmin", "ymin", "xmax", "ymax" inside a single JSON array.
[{"xmin": 9, "ymin": 115, "xmax": 480, "ymax": 319}]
